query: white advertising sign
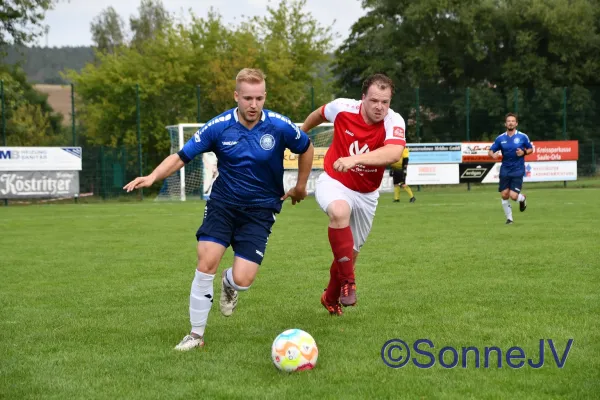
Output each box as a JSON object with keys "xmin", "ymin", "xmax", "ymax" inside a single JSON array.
[
  {"xmin": 0, "ymin": 147, "xmax": 82, "ymax": 171},
  {"xmin": 481, "ymin": 161, "xmax": 578, "ymax": 183},
  {"xmin": 406, "ymin": 164, "xmax": 459, "ymax": 185},
  {"xmin": 524, "ymin": 161, "xmax": 577, "ymax": 182}
]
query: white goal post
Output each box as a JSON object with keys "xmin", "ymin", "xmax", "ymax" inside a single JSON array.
[{"xmin": 158, "ymin": 122, "xmax": 335, "ymax": 201}]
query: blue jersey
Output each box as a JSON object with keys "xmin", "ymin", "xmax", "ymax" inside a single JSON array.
[
  {"xmin": 178, "ymin": 108, "xmax": 311, "ymax": 212},
  {"xmin": 490, "ymin": 131, "xmax": 532, "ymax": 177}
]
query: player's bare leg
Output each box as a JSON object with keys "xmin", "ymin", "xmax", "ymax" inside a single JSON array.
[
  {"xmin": 326, "ymin": 200, "xmax": 357, "ymax": 307},
  {"xmin": 175, "ymin": 240, "xmax": 226, "ymax": 351},
  {"xmin": 220, "ymin": 257, "xmax": 259, "ymax": 317}
]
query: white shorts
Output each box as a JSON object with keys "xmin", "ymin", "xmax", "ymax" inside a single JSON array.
[{"xmin": 315, "ymin": 172, "xmax": 379, "ymax": 252}]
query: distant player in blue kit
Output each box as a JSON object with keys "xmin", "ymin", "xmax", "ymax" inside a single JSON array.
[
  {"xmin": 123, "ymin": 68, "xmax": 314, "ymax": 351},
  {"xmin": 488, "ymin": 113, "xmax": 532, "ymax": 224}
]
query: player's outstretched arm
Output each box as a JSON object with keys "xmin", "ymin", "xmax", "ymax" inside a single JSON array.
[
  {"xmin": 300, "ymin": 108, "xmax": 327, "ymax": 133},
  {"xmin": 123, "ymin": 153, "xmax": 185, "ymax": 192}
]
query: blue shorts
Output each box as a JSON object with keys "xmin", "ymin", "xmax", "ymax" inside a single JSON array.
[
  {"xmin": 196, "ymin": 200, "xmax": 276, "ymax": 265},
  {"xmin": 499, "ymin": 176, "xmax": 524, "ymax": 193}
]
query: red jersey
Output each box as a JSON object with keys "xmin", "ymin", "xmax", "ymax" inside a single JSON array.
[{"xmin": 321, "ymin": 98, "xmax": 406, "ymax": 193}]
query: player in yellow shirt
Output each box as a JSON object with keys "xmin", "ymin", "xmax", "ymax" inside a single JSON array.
[{"xmin": 390, "ymin": 147, "xmax": 415, "ymax": 203}]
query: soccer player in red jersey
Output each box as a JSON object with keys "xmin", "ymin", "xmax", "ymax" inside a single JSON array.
[{"xmin": 300, "ymin": 74, "xmax": 406, "ymax": 315}]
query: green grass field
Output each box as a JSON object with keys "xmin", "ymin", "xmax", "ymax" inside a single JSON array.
[{"xmin": 1, "ymin": 186, "xmax": 599, "ymax": 399}]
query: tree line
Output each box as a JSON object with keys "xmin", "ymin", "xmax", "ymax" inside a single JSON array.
[{"xmin": 1, "ymin": 0, "xmax": 599, "ymax": 167}]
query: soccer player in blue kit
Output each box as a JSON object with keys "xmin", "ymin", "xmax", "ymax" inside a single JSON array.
[
  {"xmin": 123, "ymin": 68, "xmax": 314, "ymax": 351},
  {"xmin": 488, "ymin": 113, "xmax": 532, "ymax": 224}
]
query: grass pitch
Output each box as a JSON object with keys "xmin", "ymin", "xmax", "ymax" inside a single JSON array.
[{"xmin": 1, "ymin": 185, "xmax": 599, "ymax": 399}]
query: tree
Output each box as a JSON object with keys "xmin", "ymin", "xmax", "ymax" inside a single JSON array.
[
  {"xmin": 0, "ymin": 0, "xmax": 57, "ymax": 51},
  {"xmin": 246, "ymin": 0, "xmax": 336, "ymax": 121},
  {"xmin": 0, "ymin": 65, "xmax": 66, "ymax": 145},
  {"xmin": 90, "ymin": 7, "xmax": 127, "ymax": 54},
  {"xmin": 129, "ymin": 0, "xmax": 171, "ymax": 50},
  {"xmin": 66, "ymin": 0, "xmax": 336, "ymax": 169},
  {"xmin": 334, "ymin": 0, "xmax": 600, "ymax": 143}
]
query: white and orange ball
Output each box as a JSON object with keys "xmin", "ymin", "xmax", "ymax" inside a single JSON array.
[{"xmin": 271, "ymin": 329, "xmax": 318, "ymax": 372}]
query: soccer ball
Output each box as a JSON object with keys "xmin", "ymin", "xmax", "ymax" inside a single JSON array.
[{"xmin": 271, "ymin": 329, "xmax": 318, "ymax": 372}]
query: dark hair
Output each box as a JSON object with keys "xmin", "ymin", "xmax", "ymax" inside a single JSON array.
[
  {"xmin": 361, "ymin": 73, "xmax": 395, "ymax": 96},
  {"xmin": 505, "ymin": 112, "xmax": 519, "ymax": 122}
]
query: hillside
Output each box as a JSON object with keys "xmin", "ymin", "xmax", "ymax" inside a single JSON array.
[{"xmin": 3, "ymin": 45, "xmax": 95, "ymax": 84}]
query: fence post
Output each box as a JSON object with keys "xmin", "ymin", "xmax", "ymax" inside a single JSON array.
[
  {"xmin": 562, "ymin": 87, "xmax": 567, "ymax": 139},
  {"xmin": 71, "ymin": 83, "xmax": 76, "ymax": 146},
  {"xmin": 415, "ymin": 87, "xmax": 421, "ymax": 191},
  {"xmin": 136, "ymin": 84, "xmax": 143, "ymax": 200},
  {"xmin": 466, "ymin": 87, "xmax": 471, "ymax": 191},
  {"xmin": 592, "ymin": 140, "xmax": 596, "ymax": 175},
  {"xmin": 100, "ymin": 146, "xmax": 106, "ymax": 200},
  {"xmin": 196, "ymin": 85, "xmax": 201, "ymax": 123},
  {"xmin": 1, "ymin": 80, "xmax": 6, "ymax": 206},
  {"xmin": 563, "ymin": 87, "xmax": 568, "ymax": 187},
  {"xmin": 415, "ymin": 87, "xmax": 421, "ymax": 143},
  {"xmin": 1, "ymin": 80, "xmax": 5, "ymax": 146}
]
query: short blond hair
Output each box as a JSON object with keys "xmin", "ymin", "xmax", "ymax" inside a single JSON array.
[{"xmin": 236, "ymin": 68, "xmax": 266, "ymax": 90}]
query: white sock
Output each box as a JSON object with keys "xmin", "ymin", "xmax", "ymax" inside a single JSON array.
[
  {"xmin": 517, "ymin": 193, "xmax": 526, "ymax": 202},
  {"xmin": 502, "ymin": 199, "xmax": 513, "ymax": 220},
  {"xmin": 189, "ymin": 270, "xmax": 215, "ymax": 337},
  {"xmin": 223, "ymin": 267, "xmax": 250, "ymax": 291}
]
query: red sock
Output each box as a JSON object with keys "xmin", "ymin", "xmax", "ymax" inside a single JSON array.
[
  {"xmin": 325, "ymin": 260, "xmax": 341, "ymax": 304},
  {"xmin": 328, "ymin": 226, "xmax": 355, "ymax": 284}
]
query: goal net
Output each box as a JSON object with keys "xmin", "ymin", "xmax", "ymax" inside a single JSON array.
[{"xmin": 157, "ymin": 122, "xmax": 334, "ymax": 201}]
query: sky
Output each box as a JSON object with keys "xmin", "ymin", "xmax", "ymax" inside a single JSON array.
[{"xmin": 40, "ymin": 0, "xmax": 367, "ymax": 49}]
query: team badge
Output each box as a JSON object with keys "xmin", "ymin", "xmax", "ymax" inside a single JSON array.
[
  {"xmin": 260, "ymin": 134, "xmax": 275, "ymax": 150},
  {"xmin": 514, "ymin": 138, "xmax": 520, "ymax": 144}
]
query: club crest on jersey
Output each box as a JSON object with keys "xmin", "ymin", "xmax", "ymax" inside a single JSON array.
[
  {"xmin": 349, "ymin": 141, "xmax": 369, "ymax": 156},
  {"xmin": 514, "ymin": 138, "xmax": 520, "ymax": 144},
  {"xmin": 260, "ymin": 134, "xmax": 275, "ymax": 150},
  {"xmin": 393, "ymin": 126, "xmax": 405, "ymax": 139}
]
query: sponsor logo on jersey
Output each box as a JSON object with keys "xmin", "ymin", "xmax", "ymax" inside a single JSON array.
[
  {"xmin": 222, "ymin": 141, "xmax": 238, "ymax": 146},
  {"xmin": 194, "ymin": 131, "xmax": 201, "ymax": 142},
  {"xmin": 393, "ymin": 126, "xmax": 405, "ymax": 139},
  {"xmin": 349, "ymin": 141, "xmax": 369, "ymax": 156},
  {"xmin": 260, "ymin": 134, "xmax": 276, "ymax": 150},
  {"xmin": 345, "ymin": 129, "xmax": 355, "ymax": 137}
]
